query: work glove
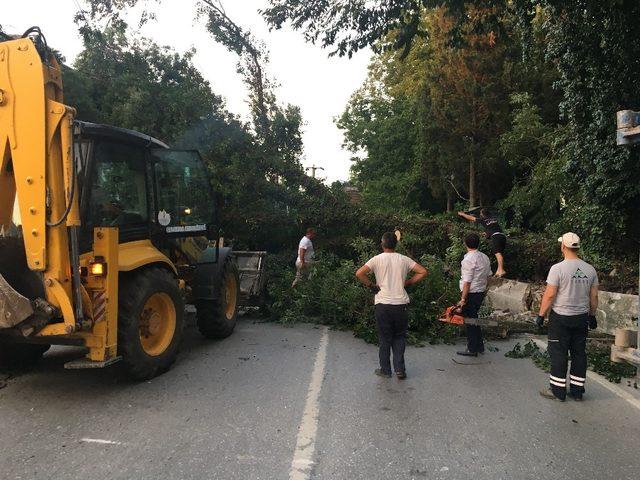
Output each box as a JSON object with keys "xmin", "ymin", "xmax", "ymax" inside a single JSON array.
[
  {"xmin": 368, "ymin": 284, "xmax": 381, "ymax": 294},
  {"xmin": 535, "ymin": 315, "xmax": 545, "ymax": 328},
  {"xmin": 588, "ymin": 315, "xmax": 598, "ymax": 330}
]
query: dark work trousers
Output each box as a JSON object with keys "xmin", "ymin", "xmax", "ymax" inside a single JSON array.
[
  {"xmin": 462, "ymin": 292, "xmax": 486, "ymax": 353},
  {"xmin": 374, "ymin": 304, "xmax": 409, "ymax": 374},
  {"xmin": 548, "ymin": 310, "xmax": 589, "ymax": 399}
]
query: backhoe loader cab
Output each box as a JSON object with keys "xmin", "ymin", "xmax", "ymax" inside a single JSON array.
[{"xmin": 0, "ymin": 31, "xmax": 239, "ymax": 379}]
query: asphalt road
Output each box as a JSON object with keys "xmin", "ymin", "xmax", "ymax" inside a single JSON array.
[{"xmin": 1, "ymin": 318, "xmax": 640, "ymax": 480}]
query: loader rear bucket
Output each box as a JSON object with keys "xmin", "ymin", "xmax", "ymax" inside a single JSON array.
[{"xmin": 0, "ymin": 237, "xmax": 43, "ymax": 329}]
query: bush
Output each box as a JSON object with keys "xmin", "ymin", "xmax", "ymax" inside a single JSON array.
[
  {"xmin": 265, "ymin": 242, "xmax": 460, "ymax": 345},
  {"xmin": 264, "ymin": 211, "xmax": 637, "ymax": 346}
]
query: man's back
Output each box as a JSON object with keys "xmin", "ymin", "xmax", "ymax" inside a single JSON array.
[
  {"xmin": 547, "ymin": 259, "xmax": 598, "ymax": 315},
  {"xmin": 479, "ymin": 216, "xmax": 503, "ymax": 237},
  {"xmin": 365, "ymin": 252, "xmax": 416, "ymax": 305}
]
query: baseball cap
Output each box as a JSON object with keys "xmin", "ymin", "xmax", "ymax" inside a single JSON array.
[{"xmin": 558, "ymin": 232, "xmax": 581, "ymax": 248}]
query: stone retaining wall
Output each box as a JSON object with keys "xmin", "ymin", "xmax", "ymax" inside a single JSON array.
[{"xmin": 485, "ymin": 278, "xmax": 638, "ymax": 335}]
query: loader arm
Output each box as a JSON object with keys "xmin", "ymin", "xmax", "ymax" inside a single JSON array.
[{"xmin": 0, "ymin": 33, "xmax": 80, "ymax": 332}]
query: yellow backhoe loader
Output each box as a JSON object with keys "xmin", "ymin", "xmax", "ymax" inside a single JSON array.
[{"xmin": 0, "ymin": 28, "xmax": 239, "ymax": 379}]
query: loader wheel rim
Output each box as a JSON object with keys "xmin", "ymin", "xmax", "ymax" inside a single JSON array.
[
  {"xmin": 139, "ymin": 293, "xmax": 176, "ymax": 357},
  {"xmin": 224, "ymin": 272, "xmax": 238, "ymax": 320}
]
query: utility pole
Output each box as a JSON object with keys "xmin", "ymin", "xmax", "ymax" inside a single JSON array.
[{"xmin": 305, "ymin": 165, "xmax": 325, "ymax": 178}]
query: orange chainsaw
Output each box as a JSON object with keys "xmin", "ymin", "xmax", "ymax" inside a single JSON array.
[
  {"xmin": 439, "ymin": 305, "xmax": 465, "ymax": 325},
  {"xmin": 438, "ymin": 305, "xmax": 498, "ymax": 326}
]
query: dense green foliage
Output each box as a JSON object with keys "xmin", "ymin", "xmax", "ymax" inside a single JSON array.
[
  {"xmin": 262, "ymin": 0, "xmax": 502, "ymax": 58},
  {"xmin": 73, "ymin": 0, "xmax": 640, "ymax": 271},
  {"xmin": 267, "ymin": 242, "xmax": 460, "ymax": 345},
  {"xmin": 322, "ymin": 1, "xmax": 640, "ymax": 261},
  {"xmin": 42, "ymin": 0, "xmax": 638, "ymax": 348},
  {"xmin": 63, "ymin": 6, "xmax": 358, "ymax": 253}
]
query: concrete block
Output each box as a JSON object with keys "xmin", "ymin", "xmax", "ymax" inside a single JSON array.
[
  {"xmin": 528, "ymin": 284, "xmax": 545, "ymax": 316},
  {"xmin": 614, "ymin": 329, "xmax": 637, "ymax": 348},
  {"xmin": 487, "ymin": 278, "xmax": 638, "ymax": 337},
  {"xmin": 486, "ymin": 279, "xmax": 531, "ymax": 314},
  {"xmin": 596, "ymin": 291, "xmax": 638, "ymax": 335}
]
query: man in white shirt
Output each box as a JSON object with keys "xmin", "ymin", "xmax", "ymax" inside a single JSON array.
[
  {"xmin": 456, "ymin": 233, "xmax": 492, "ymax": 357},
  {"xmin": 292, "ymin": 228, "xmax": 316, "ymax": 287},
  {"xmin": 355, "ymin": 232, "xmax": 428, "ymax": 379}
]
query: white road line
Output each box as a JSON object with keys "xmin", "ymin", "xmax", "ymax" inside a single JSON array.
[
  {"xmin": 289, "ymin": 326, "xmax": 329, "ymax": 480},
  {"xmin": 80, "ymin": 438, "xmax": 123, "ymax": 445},
  {"xmin": 532, "ymin": 338, "xmax": 640, "ymax": 411}
]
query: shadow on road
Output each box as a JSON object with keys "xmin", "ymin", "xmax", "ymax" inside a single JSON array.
[{"xmin": 0, "ymin": 314, "xmax": 259, "ymax": 394}]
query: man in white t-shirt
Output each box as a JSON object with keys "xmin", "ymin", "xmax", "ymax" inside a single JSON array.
[
  {"xmin": 292, "ymin": 228, "xmax": 316, "ymax": 287},
  {"xmin": 356, "ymin": 232, "xmax": 428, "ymax": 379}
]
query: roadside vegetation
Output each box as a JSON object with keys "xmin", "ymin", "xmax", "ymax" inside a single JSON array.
[{"xmin": 3, "ymin": 1, "xmax": 637, "ymax": 342}]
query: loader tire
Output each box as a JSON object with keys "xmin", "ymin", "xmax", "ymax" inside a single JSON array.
[
  {"xmin": 118, "ymin": 267, "xmax": 184, "ymax": 380},
  {"xmin": 197, "ymin": 257, "xmax": 239, "ymax": 339},
  {"xmin": 0, "ymin": 341, "xmax": 49, "ymax": 369}
]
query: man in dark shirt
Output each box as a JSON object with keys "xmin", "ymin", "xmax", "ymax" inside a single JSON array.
[{"xmin": 457, "ymin": 208, "xmax": 507, "ymax": 277}]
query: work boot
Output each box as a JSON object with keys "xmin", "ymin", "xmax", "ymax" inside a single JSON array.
[
  {"xmin": 375, "ymin": 368, "xmax": 392, "ymax": 378},
  {"xmin": 396, "ymin": 371, "xmax": 407, "ymax": 380},
  {"xmin": 456, "ymin": 349, "xmax": 478, "ymax": 357},
  {"xmin": 539, "ymin": 388, "xmax": 565, "ymax": 402},
  {"xmin": 568, "ymin": 391, "xmax": 583, "ymax": 401}
]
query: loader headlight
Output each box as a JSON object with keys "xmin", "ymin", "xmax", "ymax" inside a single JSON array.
[{"xmin": 89, "ymin": 257, "xmax": 107, "ymax": 276}]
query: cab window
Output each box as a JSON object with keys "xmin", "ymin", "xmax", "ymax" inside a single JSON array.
[
  {"xmin": 151, "ymin": 150, "xmax": 214, "ymax": 230},
  {"xmin": 88, "ymin": 142, "xmax": 148, "ymax": 227}
]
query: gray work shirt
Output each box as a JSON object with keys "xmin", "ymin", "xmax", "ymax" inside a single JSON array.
[{"xmin": 546, "ymin": 259, "xmax": 599, "ymax": 316}]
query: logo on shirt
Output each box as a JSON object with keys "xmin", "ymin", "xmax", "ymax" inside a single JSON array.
[{"xmin": 572, "ymin": 268, "xmax": 588, "ymax": 279}]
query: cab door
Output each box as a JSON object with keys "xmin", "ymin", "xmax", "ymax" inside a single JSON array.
[
  {"xmin": 149, "ymin": 150, "xmax": 218, "ymax": 263},
  {"xmin": 80, "ymin": 140, "xmax": 151, "ymax": 250}
]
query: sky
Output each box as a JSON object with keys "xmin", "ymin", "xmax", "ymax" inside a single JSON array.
[{"xmin": 4, "ymin": 0, "xmax": 372, "ymax": 183}]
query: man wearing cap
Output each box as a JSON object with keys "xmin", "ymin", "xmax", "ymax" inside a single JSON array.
[{"xmin": 536, "ymin": 233, "xmax": 599, "ymax": 401}]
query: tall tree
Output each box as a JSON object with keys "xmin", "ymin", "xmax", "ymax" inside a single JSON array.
[
  {"xmin": 337, "ymin": 78, "xmax": 425, "ymax": 213},
  {"xmin": 197, "ymin": 1, "xmax": 274, "ymax": 145},
  {"xmin": 425, "ymin": 5, "xmax": 513, "ymax": 207},
  {"xmin": 261, "ymin": 0, "xmax": 507, "ymax": 58},
  {"xmin": 69, "ymin": 22, "xmax": 222, "ymax": 143},
  {"xmin": 514, "ymin": 0, "xmax": 640, "ymax": 252},
  {"xmin": 339, "ymin": 4, "xmax": 514, "ymax": 211}
]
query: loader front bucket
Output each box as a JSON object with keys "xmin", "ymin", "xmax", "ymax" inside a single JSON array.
[
  {"xmin": 0, "ymin": 273, "xmax": 33, "ymax": 329},
  {"xmin": 0, "ymin": 237, "xmax": 44, "ymax": 329}
]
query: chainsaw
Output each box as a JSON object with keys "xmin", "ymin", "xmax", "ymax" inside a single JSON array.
[{"xmin": 438, "ymin": 305, "xmax": 498, "ymax": 326}]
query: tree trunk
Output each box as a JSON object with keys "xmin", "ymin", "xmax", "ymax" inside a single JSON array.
[
  {"xmin": 446, "ymin": 189, "xmax": 453, "ymax": 213},
  {"xmin": 469, "ymin": 146, "xmax": 477, "ymax": 208}
]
